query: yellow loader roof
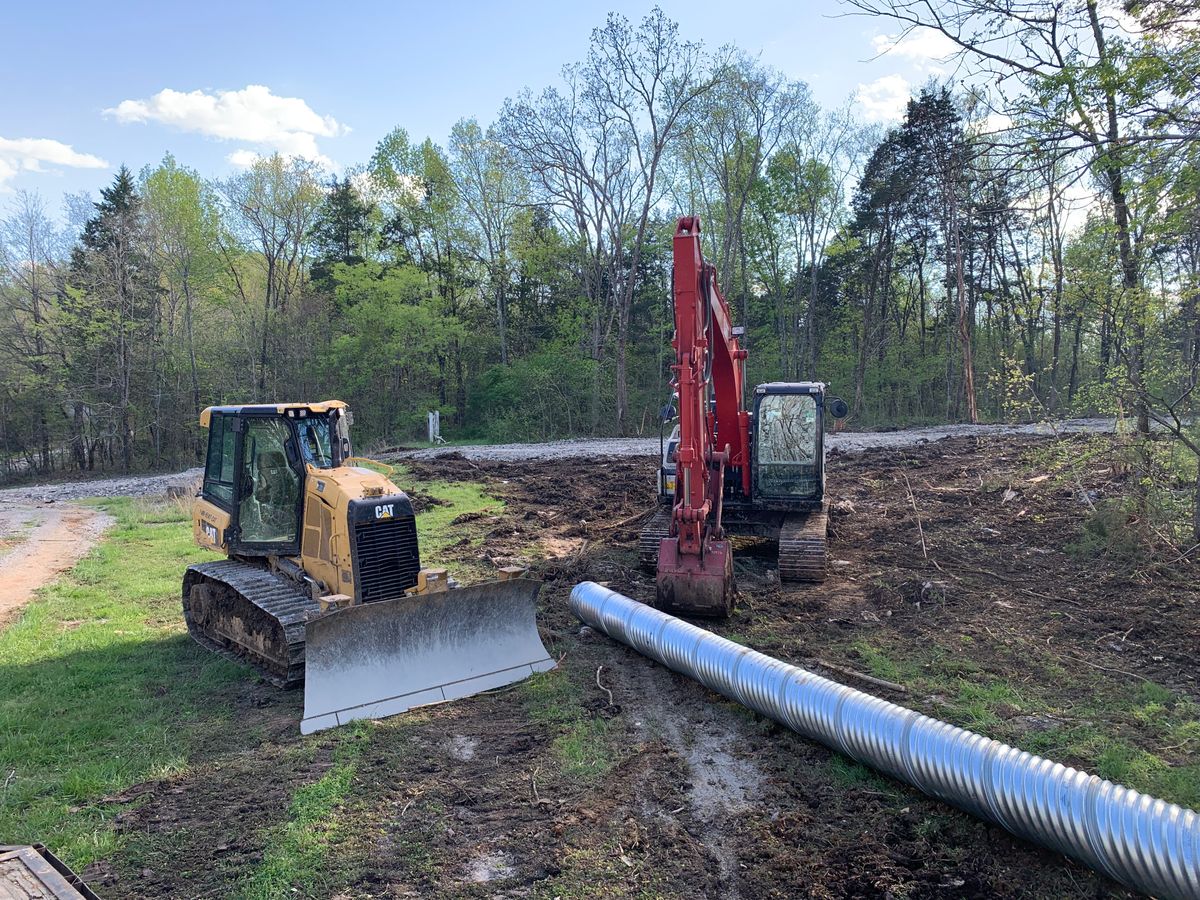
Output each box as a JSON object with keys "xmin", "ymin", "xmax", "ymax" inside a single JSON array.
[{"xmin": 199, "ymin": 400, "xmax": 347, "ymax": 427}]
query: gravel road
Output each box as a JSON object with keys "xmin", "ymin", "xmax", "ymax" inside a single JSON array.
[
  {"xmin": 388, "ymin": 418, "xmax": 1116, "ymax": 462},
  {"xmin": 0, "ymin": 467, "xmax": 203, "ymax": 504},
  {"xmin": 0, "ymin": 419, "xmax": 1118, "ymax": 500}
]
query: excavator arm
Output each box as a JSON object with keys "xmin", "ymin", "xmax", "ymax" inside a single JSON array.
[{"xmin": 656, "ymin": 217, "xmax": 750, "ymax": 616}]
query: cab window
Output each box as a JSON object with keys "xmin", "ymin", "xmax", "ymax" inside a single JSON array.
[
  {"xmin": 203, "ymin": 414, "xmax": 237, "ymax": 506},
  {"xmin": 296, "ymin": 417, "xmax": 334, "ymax": 468},
  {"xmin": 756, "ymin": 393, "xmax": 819, "ymax": 497},
  {"xmin": 238, "ymin": 418, "xmax": 301, "ymax": 545}
]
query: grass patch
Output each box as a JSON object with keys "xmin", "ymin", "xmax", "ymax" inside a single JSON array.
[
  {"xmin": 0, "ymin": 497, "xmax": 244, "ymax": 866},
  {"xmin": 238, "ymin": 724, "xmax": 371, "ymax": 900},
  {"xmin": 408, "ymin": 479, "xmax": 505, "ymax": 579},
  {"xmin": 523, "ymin": 670, "xmax": 619, "ymax": 783},
  {"xmin": 826, "ymin": 756, "xmax": 898, "ymax": 797},
  {"xmin": 850, "ymin": 639, "xmax": 904, "ymax": 683}
]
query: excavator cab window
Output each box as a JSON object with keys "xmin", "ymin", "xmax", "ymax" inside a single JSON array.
[
  {"xmin": 754, "ymin": 392, "xmax": 820, "ymax": 500},
  {"xmin": 237, "ymin": 417, "xmax": 302, "ymax": 546}
]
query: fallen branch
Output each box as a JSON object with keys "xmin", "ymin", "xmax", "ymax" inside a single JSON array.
[
  {"xmin": 902, "ymin": 472, "xmax": 940, "ymax": 570},
  {"xmin": 814, "ymin": 658, "xmax": 909, "ymax": 695},
  {"xmin": 599, "ymin": 508, "xmax": 654, "ymax": 532},
  {"xmin": 596, "ymin": 665, "xmax": 614, "ymax": 707}
]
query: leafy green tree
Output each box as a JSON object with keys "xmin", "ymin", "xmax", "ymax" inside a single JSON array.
[
  {"xmin": 310, "ymin": 176, "xmax": 375, "ymax": 292},
  {"xmin": 141, "ymin": 154, "xmax": 222, "ymax": 459},
  {"xmin": 67, "ymin": 166, "xmax": 159, "ymax": 471},
  {"xmin": 217, "ymin": 154, "xmax": 324, "ymax": 397}
]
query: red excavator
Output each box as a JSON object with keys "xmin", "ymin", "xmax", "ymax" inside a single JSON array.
[{"xmin": 640, "ymin": 216, "xmax": 847, "ymax": 617}]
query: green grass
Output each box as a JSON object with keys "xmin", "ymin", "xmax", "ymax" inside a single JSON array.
[
  {"xmin": 523, "ymin": 670, "xmax": 619, "ymax": 783},
  {"xmin": 0, "ymin": 476, "xmax": 526, "ymax": 888},
  {"xmin": 850, "ymin": 639, "xmax": 904, "ymax": 683},
  {"xmin": 0, "ymin": 497, "xmax": 244, "ymax": 866},
  {"xmin": 238, "ymin": 724, "xmax": 371, "ymax": 900},
  {"xmin": 826, "ymin": 756, "xmax": 898, "ymax": 797},
  {"xmin": 824, "ymin": 633, "xmax": 1200, "ymax": 810},
  {"xmin": 410, "ymin": 479, "xmax": 506, "ymax": 580}
]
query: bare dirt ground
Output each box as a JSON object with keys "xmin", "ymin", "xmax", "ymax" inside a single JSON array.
[
  {"xmin": 0, "ymin": 502, "xmax": 113, "ymax": 630},
  {"xmin": 68, "ymin": 430, "xmax": 1196, "ymax": 899},
  {"xmin": 12, "ymin": 428, "xmax": 1196, "ymax": 898}
]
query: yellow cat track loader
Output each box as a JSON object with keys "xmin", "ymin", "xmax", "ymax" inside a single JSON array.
[{"xmin": 183, "ymin": 401, "xmax": 553, "ymax": 734}]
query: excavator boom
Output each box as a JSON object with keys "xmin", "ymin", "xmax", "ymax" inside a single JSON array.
[{"xmin": 656, "ymin": 218, "xmax": 748, "ymax": 616}]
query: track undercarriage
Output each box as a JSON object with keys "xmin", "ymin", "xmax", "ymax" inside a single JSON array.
[
  {"xmin": 639, "ymin": 500, "xmax": 830, "ymax": 599},
  {"xmin": 182, "ymin": 559, "xmax": 316, "ymax": 688}
]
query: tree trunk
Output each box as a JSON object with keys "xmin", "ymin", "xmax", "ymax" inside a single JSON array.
[
  {"xmin": 183, "ymin": 278, "xmax": 203, "ymax": 460},
  {"xmin": 615, "ymin": 298, "xmax": 629, "ymax": 434},
  {"xmin": 1194, "ymin": 457, "xmax": 1200, "ymax": 544},
  {"xmin": 1086, "ymin": 0, "xmax": 1147, "ymax": 436},
  {"xmin": 1068, "ymin": 314, "xmax": 1084, "ymax": 404},
  {"xmin": 496, "ymin": 271, "xmax": 509, "ymax": 366}
]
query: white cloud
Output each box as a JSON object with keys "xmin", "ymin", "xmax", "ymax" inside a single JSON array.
[
  {"xmin": 0, "ymin": 137, "xmax": 109, "ymax": 191},
  {"xmin": 871, "ymin": 29, "xmax": 959, "ymax": 73},
  {"xmin": 226, "ymin": 148, "xmax": 263, "ymax": 168},
  {"xmin": 856, "ymin": 74, "xmax": 912, "ymax": 124},
  {"xmin": 105, "ymin": 84, "xmax": 345, "ymax": 170}
]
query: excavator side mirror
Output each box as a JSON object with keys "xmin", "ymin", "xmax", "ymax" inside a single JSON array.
[{"xmin": 827, "ymin": 397, "xmax": 849, "ymax": 420}]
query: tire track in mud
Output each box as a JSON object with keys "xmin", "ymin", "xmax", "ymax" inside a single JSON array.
[{"xmin": 601, "ymin": 641, "xmax": 764, "ymax": 898}]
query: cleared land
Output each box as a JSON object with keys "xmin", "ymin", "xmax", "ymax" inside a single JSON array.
[{"xmin": 0, "ymin": 431, "xmax": 1196, "ymax": 899}]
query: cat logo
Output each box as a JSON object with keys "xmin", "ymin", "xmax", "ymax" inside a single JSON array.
[
  {"xmin": 374, "ymin": 503, "xmax": 394, "ymax": 520},
  {"xmin": 202, "ymin": 522, "xmax": 219, "ymax": 544}
]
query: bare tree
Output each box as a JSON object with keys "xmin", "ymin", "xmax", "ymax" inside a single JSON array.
[
  {"xmin": 218, "ymin": 154, "xmax": 324, "ymax": 396},
  {"xmin": 842, "ymin": 0, "xmax": 1193, "ymax": 432},
  {"xmin": 0, "ymin": 192, "xmax": 59, "ymax": 472},
  {"xmin": 676, "ymin": 52, "xmax": 814, "ymax": 335},
  {"xmin": 502, "ymin": 8, "xmax": 720, "ymax": 432},
  {"xmin": 450, "ymin": 119, "xmax": 528, "ymax": 366}
]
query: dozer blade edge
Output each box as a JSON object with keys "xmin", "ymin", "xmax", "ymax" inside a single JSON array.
[{"xmin": 300, "ymin": 578, "xmax": 554, "ymax": 734}]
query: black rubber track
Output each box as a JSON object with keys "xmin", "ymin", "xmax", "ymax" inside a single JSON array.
[
  {"xmin": 182, "ymin": 559, "xmax": 317, "ymax": 688},
  {"xmin": 778, "ymin": 500, "xmax": 830, "ymax": 583},
  {"xmin": 638, "ymin": 508, "xmax": 673, "ymax": 572}
]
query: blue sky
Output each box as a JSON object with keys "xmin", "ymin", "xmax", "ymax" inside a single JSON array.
[{"xmin": 1, "ymin": 0, "xmax": 956, "ymax": 207}]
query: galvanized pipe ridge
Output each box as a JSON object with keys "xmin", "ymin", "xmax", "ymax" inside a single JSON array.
[{"xmin": 570, "ymin": 581, "xmax": 1200, "ymax": 899}]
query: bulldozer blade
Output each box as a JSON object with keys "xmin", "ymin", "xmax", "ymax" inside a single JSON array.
[{"xmin": 300, "ymin": 578, "xmax": 554, "ymax": 734}]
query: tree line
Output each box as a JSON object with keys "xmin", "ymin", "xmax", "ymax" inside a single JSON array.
[{"xmin": 1, "ymin": 4, "xmax": 1197, "ymax": 542}]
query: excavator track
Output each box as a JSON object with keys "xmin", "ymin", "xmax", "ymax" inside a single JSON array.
[
  {"xmin": 182, "ymin": 559, "xmax": 317, "ymax": 688},
  {"xmin": 638, "ymin": 508, "xmax": 673, "ymax": 572},
  {"xmin": 778, "ymin": 500, "xmax": 830, "ymax": 583}
]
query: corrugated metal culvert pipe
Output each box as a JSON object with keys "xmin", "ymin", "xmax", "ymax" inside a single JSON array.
[{"xmin": 569, "ymin": 581, "xmax": 1200, "ymax": 899}]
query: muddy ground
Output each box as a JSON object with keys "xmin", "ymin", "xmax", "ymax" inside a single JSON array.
[{"xmin": 95, "ymin": 433, "xmax": 1197, "ymax": 898}]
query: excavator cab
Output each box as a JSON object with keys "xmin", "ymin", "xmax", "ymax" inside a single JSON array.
[{"xmin": 752, "ymin": 383, "xmax": 828, "ymax": 505}]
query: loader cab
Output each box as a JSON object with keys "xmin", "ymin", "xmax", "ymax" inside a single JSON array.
[
  {"xmin": 750, "ymin": 383, "xmax": 837, "ymax": 507},
  {"xmin": 199, "ymin": 403, "xmax": 350, "ymax": 555}
]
